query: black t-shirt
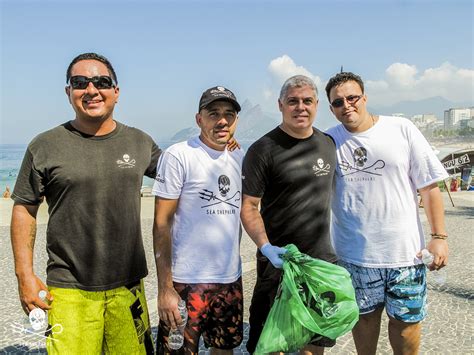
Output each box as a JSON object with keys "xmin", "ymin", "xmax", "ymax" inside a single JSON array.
[
  {"xmin": 12, "ymin": 121, "xmax": 162, "ymax": 291},
  {"xmin": 242, "ymin": 126, "xmax": 337, "ymax": 262}
]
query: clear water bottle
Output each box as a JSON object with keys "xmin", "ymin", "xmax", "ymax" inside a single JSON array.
[
  {"xmin": 168, "ymin": 299, "xmax": 188, "ymax": 350},
  {"xmin": 421, "ymin": 249, "xmax": 447, "ymax": 285}
]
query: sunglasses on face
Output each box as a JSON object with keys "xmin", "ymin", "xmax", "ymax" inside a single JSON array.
[
  {"xmin": 330, "ymin": 94, "xmax": 363, "ymax": 108},
  {"xmin": 68, "ymin": 75, "xmax": 116, "ymax": 90}
]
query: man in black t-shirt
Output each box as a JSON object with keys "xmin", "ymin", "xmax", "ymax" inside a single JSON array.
[
  {"xmin": 10, "ymin": 53, "xmax": 159, "ymax": 354},
  {"xmin": 241, "ymin": 75, "xmax": 337, "ymax": 354}
]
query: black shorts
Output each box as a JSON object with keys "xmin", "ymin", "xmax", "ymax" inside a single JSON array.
[{"xmin": 246, "ymin": 253, "xmax": 336, "ymax": 353}]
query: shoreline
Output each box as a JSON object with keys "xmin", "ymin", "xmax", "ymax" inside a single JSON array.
[
  {"xmin": 427, "ymin": 138, "xmax": 474, "ymax": 153},
  {"xmin": 0, "ymin": 196, "xmax": 157, "ymax": 227}
]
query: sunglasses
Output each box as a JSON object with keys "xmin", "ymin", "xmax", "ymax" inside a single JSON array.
[
  {"xmin": 330, "ymin": 94, "xmax": 363, "ymax": 108},
  {"xmin": 68, "ymin": 75, "xmax": 116, "ymax": 90}
]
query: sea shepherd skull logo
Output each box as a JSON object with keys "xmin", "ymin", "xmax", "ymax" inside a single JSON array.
[
  {"xmin": 116, "ymin": 153, "xmax": 136, "ymax": 168},
  {"xmin": 313, "ymin": 158, "xmax": 330, "ymax": 176},
  {"xmin": 339, "ymin": 146, "xmax": 385, "ymax": 176},
  {"xmin": 353, "ymin": 147, "xmax": 368, "ymax": 167},
  {"xmin": 199, "ymin": 174, "xmax": 241, "ymax": 208},
  {"xmin": 218, "ymin": 175, "xmax": 230, "ymax": 197}
]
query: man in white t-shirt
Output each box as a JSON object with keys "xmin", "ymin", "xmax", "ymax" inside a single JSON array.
[
  {"xmin": 152, "ymin": 86, "xmax": 244, "ymax": 354},
  {"xmin": 325, "ymin": 72, "xmax": 449, "ymax": 355}
]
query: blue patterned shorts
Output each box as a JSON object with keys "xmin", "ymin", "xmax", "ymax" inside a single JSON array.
[{"xmin": 338, "ymin": 261, "xmax": 427, "ymax": 323}]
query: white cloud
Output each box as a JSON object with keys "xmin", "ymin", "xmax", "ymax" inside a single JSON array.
[
  {"xmin": 264, "ymin": 55, "xmax": 323, "ymax": 105},
  {"xmin": 366, "ymin": 61, "xmax": 473, "ymax": 106},
  {"xmin": 265, "ymin": 56, "xmax": 473, "ymax": 109},
  {"xmin": 267, "ymin": 54, "xmax": 322, "ymax": 89},
  {"xmin": 385, "ymin": 63, "xmax": 418, "ymax": 87}
]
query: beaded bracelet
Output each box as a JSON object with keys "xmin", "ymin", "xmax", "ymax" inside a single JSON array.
[{"xmin": 430, "ymin": 233, "xmax": 448, "ymax": 240}]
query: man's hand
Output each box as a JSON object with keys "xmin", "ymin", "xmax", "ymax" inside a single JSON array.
[
  {"xmin": 418, "ymin": 183, "xmax": 448, "ymax": 270},
  {"xmin": 158, "ymin": 287, "xmax": 184, "ymax": 330},
  {"xmin": 425, "ymin": 239, "xmax": 449, "ymax": 270},
  {"xmin": 226, "ymin": 137, "xmax": 241, "ymax": 151},
  {"xmin": 17, "ymin": 274, "xmax": 51, "ymax": 315},
  {"xmin": 261, "ymin": 243, "xmax": 288, "ymax": 269}
]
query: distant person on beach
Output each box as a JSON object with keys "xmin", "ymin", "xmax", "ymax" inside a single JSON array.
[
  {"xmin": 241, "ymin": 75, "xmax": 337, "ymax": 354},
  {"xmin": 3, "ymin": 186, "xmax": 11, "ymax": 198},
  {"xmin": 10, "ymin": 52, "xmax": 160, "ymax": 354},
  {"xmin": 325, "ymin": 71, "xmax": 449, "ymax": 355},
  {"xmin": 152, "ymin": 86, "xmax": 244, "ymax": 354}
]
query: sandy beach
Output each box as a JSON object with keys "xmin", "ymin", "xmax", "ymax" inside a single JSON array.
[{"xmin": 0, "ymin": 192, "xmax": 473, "ymax": 354}]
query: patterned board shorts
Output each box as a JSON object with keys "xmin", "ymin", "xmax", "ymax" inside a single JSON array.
[
  {"xmin": 156, "ymin": 278, "xmax": 244, "ymax": 354},
  {"xmin": 338, "ymin": 261, "xmax": 427, "ymax": 322}
]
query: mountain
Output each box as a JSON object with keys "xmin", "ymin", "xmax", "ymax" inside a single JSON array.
[
  {"xmin": 235, "ymin": 100, "xmax": 279, "ymax": 140},
  {"xmin": 170, "ymin": 127, "xmax": 200, "ymax": 141},
  {"xmin": 371, "ymin": 96, "xmax": 473, "ymax": 120},
  {"xmin": 169, "ymin": 96, "xmax": 473, "ymax": 142},
  {"xmin": 169, "ymin": 100, "xmax": 279, "ymax": 142}
]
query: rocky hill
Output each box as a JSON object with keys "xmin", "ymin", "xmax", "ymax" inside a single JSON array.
[{"xmin": 170, "ymin": 99, "xmax": 279, "ymax": 143}]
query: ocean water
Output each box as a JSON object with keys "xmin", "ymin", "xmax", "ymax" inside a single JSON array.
[
  {"xmin": 0, "ymin": 142, "xmax": 174, "ymax": 194},
  {"xmin": 0, "ymin": 139, "xmax": 257, "ymax": 195},
  {"xmin": 0, "ymin": 140, "xmax": 461, "ymax": 195},
  {"xmin": 0, "ymin": 144, "xmax": 26, "ymax": 194}
]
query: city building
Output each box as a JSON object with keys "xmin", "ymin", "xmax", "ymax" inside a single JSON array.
[
  {"xmin": 444, "ymin": 107, "xmax": 474, "ymax": 130},
  {"xmin": 412, "ymin": 114, "xmax": 438, "ymax": 128}
]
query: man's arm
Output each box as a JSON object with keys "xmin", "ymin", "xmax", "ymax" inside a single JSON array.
[
  {"xmin": 153, "ymin": 196, "xmax": 182, "ymax": 329},
  {"xmin": 240, "ymin": 194, "xmax": 268, "ymax": 248},
  {"xmin": 419, "ymin": 183, "xmax": 448, "ymax": 270},
  {"xmin": 11, "ymin": 203, "xmax": 51, "ymax": 314},
  {"xmin": 241, "ymin": 194, "xmax": 287, "ymax": 268}
]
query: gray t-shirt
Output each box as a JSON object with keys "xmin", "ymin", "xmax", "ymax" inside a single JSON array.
[{"xmin": 12, "ymin": 121, "xmax": 161, "ymax": 291}]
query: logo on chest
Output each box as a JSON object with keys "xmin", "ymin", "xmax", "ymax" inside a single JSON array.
[
  {"xmin": 313, "ymin": 158, "xmax": 331, "ymax": 176},
  {"xmin": 116, "ymin": 154, "xmax": 136, "ymax": 168},
  {"xmin": 199, "ymin": 174, "xmax": 241, "ymax": 214},
  {"xmin": 339, "ymin": 146, "xmax": 385, "ymax": 177}
]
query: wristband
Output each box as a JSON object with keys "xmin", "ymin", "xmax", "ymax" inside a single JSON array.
[{"xmin": 430, "ymin": 233, "xmax": 448, "ymax": 240}]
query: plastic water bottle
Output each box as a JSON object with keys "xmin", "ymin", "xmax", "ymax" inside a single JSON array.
[
  {"xmin": 25, "ymin": 290, "xmax": 48, "ymax": 332},
  {"xmin": 168, "ymin": 299, "xmax": 188, "ymax": 350},
  {"xmin": 421, "ymin": 249, "xmax": 447, "ymax": 285}
]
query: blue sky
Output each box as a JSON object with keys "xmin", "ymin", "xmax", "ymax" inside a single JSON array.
[{"xmin": 1, "ymin": 0, "xmax": 473, "ymax": 144}]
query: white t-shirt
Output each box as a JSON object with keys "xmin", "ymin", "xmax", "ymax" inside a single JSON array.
[
  {"xmin": 326, "ymin": 116, "xmax": 449, "ymax": 267},
  {"xmin": 152, "ymin": 136, "xmax": 244, "ymax": 283}
]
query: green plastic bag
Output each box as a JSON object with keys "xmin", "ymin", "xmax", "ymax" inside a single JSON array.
[{"xmin": 255, "ymin": 244, "xmax": 359, "ymax": 354}]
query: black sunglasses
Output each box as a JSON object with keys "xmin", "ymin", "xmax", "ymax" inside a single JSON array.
[
  {"xmin": 68, "ymin": 75, "xmax": 116, "ymax": 90},
  {"xmin": 330, "ymin": 94, "xmax": 363, "ymax": 108}
]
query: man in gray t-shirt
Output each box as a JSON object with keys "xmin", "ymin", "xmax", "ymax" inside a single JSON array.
[{"xmin": 11, "ymin": 52, "xmax": 160, "ymax": 354}]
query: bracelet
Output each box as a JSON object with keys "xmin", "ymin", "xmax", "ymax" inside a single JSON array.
[{"xmin": 430, "ymin": 233, "xmax": 448, "ymax": 240}]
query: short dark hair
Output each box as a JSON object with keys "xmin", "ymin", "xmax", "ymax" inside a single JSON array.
[
  {"xmin": 325, "ymin": 72, "xmax": 364, "ymax": 100},
  {"xmin": 66, "ymin": 52, "xmax": 118, "ymax": 84}
]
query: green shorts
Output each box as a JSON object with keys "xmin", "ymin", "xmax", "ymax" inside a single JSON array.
[{"xmin": 46, "ymin": 280, "xmax": 154, "ymax": 354}]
